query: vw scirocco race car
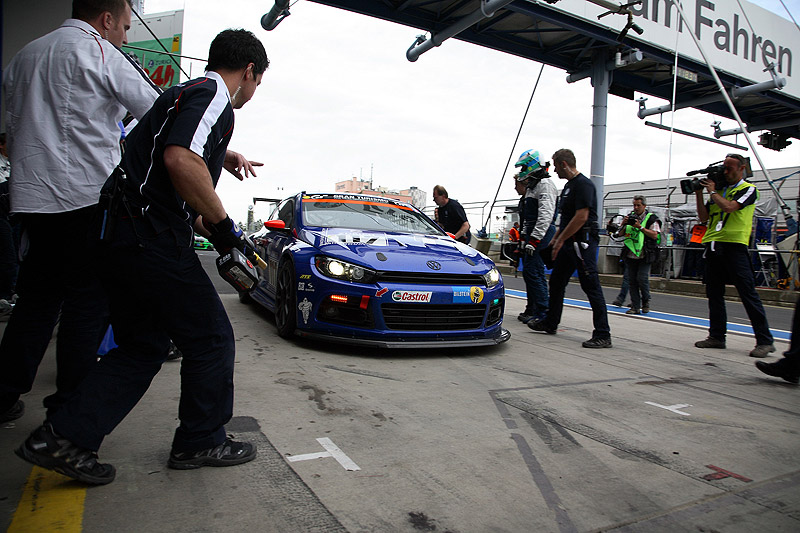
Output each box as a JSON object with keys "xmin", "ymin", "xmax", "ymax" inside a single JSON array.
[{"xmin": 243, "ymin": 192, "xmax": 510, "ymax": 348}]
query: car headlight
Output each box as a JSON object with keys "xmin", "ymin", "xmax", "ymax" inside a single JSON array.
[
  {"xmin": 482, "ymin": 267, "xmax": 501, "ymax": 288},
  {"xmin": 315, "ymin": 256, "xmax": 378, "ymax": 284}
]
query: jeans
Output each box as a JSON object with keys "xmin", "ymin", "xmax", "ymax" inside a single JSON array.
[
  {"xmin": 50, "ymin": 214, "xmax": 235, "ymax": 453},
  {"xmin": 0, "ymin": 208, "xmax": 108, "ymax": 415},
  {"xmin": 624, "ymin": 257, "xmax": 652, "ymax": 310},
  {"xmin": 522, "ymin": 250, "xmax": 548, "ymax": 317},
  {"xmin": 544, "ymin": 234, "xmax": 610, "ymax": 340},
  {"xmin": 522, "ymin": 225, "xmax": 556, "ymax": 318},
  {"xmin": 704, "ymin": 242, "xmax": 772, "ymax": 346}
]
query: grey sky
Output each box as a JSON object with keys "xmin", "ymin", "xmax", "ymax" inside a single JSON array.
[{"xmin": 144, "ymin": 0, "xmax": 800, "ymax": 230}]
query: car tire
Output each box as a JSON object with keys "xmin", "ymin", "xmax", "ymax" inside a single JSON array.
[{"xmin": 275, "ymin": 260, "xmax": 297, "ymax": 338}]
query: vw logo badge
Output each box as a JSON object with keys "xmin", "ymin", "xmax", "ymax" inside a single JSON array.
[{"xmin": 426, "ymin": 261, "xmax": 441, "ymax": 270}]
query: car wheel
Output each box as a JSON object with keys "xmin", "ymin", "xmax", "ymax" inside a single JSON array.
[{"xmin": 275, "ymin": 260, "xmax": 297, "ymax": 338}]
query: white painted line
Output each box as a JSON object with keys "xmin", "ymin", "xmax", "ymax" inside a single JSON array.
[
  {"xmin": 286, "ymin": 438, "xmax": 361, "ymax": 471},
  {"xmin": 645, "ymin": 402, "xmax": 692, "ymax": 416},
  {"xmin": 317, "ymin": 437, "xmax": 361, "ymax": 471},
  {"xmin": 287, "ymin": 451, "xmax": 331, "ymax": 462}
]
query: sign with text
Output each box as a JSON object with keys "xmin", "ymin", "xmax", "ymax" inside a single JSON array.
[
  {"xmin": 546, "ymin": 0, "xmax": 797, "ymax": 101},
  {"xmin": 123, "ymin": 10, "xmax": 184, "ymax": 89}
]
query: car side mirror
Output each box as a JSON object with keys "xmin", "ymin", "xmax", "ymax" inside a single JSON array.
[{"xmin": 264, "ymin": 220, "xmax": 288, "ymax": 231}]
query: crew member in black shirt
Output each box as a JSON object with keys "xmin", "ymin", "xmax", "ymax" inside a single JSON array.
[
  {"xmin": 15, "ymin": 29, "xmax": 269, "ymax": 485},
  {"xmin": 433, "ymin": 185, "xmax": 471, "ymax": 244},
  {"xmin": 529, "ymin": 148, "xmax": 611, "ymax": 348}
]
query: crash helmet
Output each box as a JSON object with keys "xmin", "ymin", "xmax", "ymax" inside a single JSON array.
[{"xmin": 514, "ymin": 149, "xmax": 543, "ymax": 180}]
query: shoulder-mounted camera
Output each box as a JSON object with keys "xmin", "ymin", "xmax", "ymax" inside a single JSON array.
[{"xmin": 679, "ymin": 156, "xmax": 751, "ymax": 195}]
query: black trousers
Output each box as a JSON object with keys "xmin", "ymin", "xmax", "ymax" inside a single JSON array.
[
  {"xmin": 779, "ymin": 299, "xmax": 800, "ymax": 373},
  {"xmin": 703, "ymin": 241, "xmax": 773, "ymax": 346},
  {"xmin": 0, "ymin": 207, "xmax": 108, "ymax": 415},
  {"xmin": 544, "ymin": 235, "xmax": 610, "ymax": 340},
  {"xmin": 0, "ymin": 215, "xmax": 17, "ymax": 300},
  {"xmin": 50, "ymin": 215, "xmax": 235, "ymax": 453}
]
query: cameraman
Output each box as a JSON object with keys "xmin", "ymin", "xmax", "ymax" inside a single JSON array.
[
  {"xmin": 617, "ymin": 195, "xmax": 660, "ymax": 314},
  {"xmin": 513, "ymin": 149, "xmax": 557, "ymax": 323},
  {"xmin": 694, "ymin": 154, "xmax": 775, "ymax": 358}
]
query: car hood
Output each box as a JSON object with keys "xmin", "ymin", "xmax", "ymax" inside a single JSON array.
[{"xmin": 300, "ymin": 228, "xmax": 494, "ymax": 273}]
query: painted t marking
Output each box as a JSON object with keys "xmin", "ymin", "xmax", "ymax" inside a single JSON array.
[
  {"xmin": 645, "ymin": 402, "xmax": 692, "ymax": 415},
  {"xmin": 702, "ymin": 465, "xmax": 752, "ymax": 482},
  {"xmin": 286, "ymin": 437, "xmax": 361, "ymax": 471}
]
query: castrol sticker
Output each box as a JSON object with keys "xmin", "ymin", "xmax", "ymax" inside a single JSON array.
[{"xmin": 391, "ymin": 290, "xmax": 432, "ymax": 303}]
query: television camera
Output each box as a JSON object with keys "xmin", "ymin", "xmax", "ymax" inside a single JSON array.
[{"xmin": 680, "ymin": 156, "xmax": 752, "ymax": 195}]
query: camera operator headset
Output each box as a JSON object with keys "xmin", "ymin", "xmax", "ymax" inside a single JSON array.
[{"xmin": 691, "ymin": 154, "xmax": 775, "ymax": 357}]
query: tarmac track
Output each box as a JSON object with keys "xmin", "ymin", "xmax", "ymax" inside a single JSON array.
[{"xmin": 1, "ymin": 251, "xmax": 798, "ymax": 532}]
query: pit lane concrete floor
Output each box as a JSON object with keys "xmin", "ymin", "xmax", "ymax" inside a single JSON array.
[{"xmin": 2, "ymin": 294, "xmax": 799, "ymax": 533}]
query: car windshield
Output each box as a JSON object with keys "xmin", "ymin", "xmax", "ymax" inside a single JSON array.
[{"xmin": 301, "ymin": 195, "xmax": 443, "ymax": 235}]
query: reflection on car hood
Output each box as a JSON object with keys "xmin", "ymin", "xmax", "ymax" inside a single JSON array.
[{"xmin": 300, "ymin": 228, "xmax": 493, "ymax": 272}]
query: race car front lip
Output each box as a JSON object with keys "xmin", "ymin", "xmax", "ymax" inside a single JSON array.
[{"xmin": 293, "ymin": 327, "xmax": 511, "ymax": 349}]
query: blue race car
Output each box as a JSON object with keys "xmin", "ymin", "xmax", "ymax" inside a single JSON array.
[{"xmin": 244, "ymin": 192, "xmax": 509, "ymax": 348}]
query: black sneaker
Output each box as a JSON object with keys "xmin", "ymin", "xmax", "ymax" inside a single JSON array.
[
  {"xmin": 517, "ymin": 313, "xmax": 534, "ymax": 323},
  {"xmin": 528, "ymin": 319, "xmax": 557, "ymax": 334},
  {"xmin": 755, "ymin": 360, "xmax": 799, "ymax": 384},
  {"xmin": 168, "ymin": 437, "xmax": 257, "ymax": 470},
  {"xmin": 1, "ymin": 399, "xmax": 24, "ymax": 423},
  {"xmin": 611, "ymin": 300, "xmax": 623, "ymax": 307},
  {"xmin": 695, "ymin": 337, "xmax": 726, "ymax": 349},
  {"xmin": 14, "ymin": 423, "xmax": 115, "ymax": 485},
  {"xmin": 582, "ymin": 337, "xmax": 612, "ymax": 349}
]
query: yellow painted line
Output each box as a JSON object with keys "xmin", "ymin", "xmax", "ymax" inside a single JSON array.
[{"xmin": 7, "ymin": 466, "xmax": 86, "ymax": 532}]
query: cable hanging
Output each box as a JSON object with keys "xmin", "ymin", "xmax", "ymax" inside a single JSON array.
[
  {"xmin": 129, "ymin": 6, "xmax": 190, "ymax": 80},
  {"xmin": 479, "ymin": 63, "xmax": 547, "ymax": 237}
]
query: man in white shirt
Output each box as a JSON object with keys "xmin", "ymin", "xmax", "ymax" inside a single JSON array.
[{"xmin": 0, "ymin": 0, "xmax": 160, "ymax": 424}]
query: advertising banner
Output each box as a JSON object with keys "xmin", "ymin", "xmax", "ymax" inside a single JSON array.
[
  {"xmin": 123, "ymin": 10, "xmax": 184, "ymax": 89},
  {"xmin": 545, "ymin": 0, "xmax": 797, "ymax": 101}
]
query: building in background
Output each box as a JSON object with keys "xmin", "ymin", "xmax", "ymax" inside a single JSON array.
[{"xmin": 334, "ymin": 178, "xmax": 426, "ymax": 209}]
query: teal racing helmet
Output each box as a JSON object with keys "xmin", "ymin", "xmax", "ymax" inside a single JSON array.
[{"xmin": 514, "ymin": 149, "xmax": 543, "ymax": 180}]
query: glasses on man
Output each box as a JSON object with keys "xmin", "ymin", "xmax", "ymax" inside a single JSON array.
[{"xmin": 725, "ymin": 153, "xmax": 746, "ymax": 164}]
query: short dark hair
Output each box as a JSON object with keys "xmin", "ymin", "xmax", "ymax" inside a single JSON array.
[
  {"xmin": 725, "ymin": 153, "xmax": 746, "ymax": 166},
  {"xmin": 552, "ymin": 148, "xmax": 576, "ymax": 168},
  {"xmin": 206, "ymin": 29, "xmax": 269, "ymax": 75},
  {"xmin": 433, "ymin": 185, "xmax": 448, "ymax": 198},
  {"xmin": 72, "ymin": 0, "xmax": 131, "ymax": 20}
]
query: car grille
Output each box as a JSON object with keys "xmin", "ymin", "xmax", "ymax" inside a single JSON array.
[
  {"xmin": 377, "ymin": 271, "xmax": 485, "ymax": 286},
  {"xmin": 381, "ymin": 303, "xmax": 485, "ymax": 330}
]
